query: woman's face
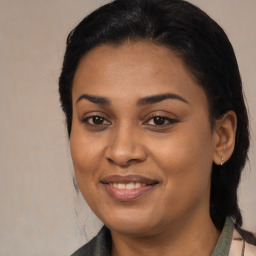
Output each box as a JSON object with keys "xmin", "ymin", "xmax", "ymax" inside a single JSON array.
[{"xmin": 70, "ymin": 42, "xmax": 218, "ymax": 236}]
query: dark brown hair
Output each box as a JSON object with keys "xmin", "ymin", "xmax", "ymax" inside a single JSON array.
[{"xmin": 59, "ymin": 0, "xmax": 250, "ymax": 231}]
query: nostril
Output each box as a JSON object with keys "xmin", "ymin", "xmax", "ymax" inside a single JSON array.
[
  {"xmin": 106, "ymin": 156, "xmax": 133, "ymax": 167},
  {"xmin": 104, "ymin": 135, "xmax": 147, "ymax": 166}
]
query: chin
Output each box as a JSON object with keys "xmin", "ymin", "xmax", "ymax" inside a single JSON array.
[
  {"xmin": 109, "ymin": 221, "xmax": 155, "ymax": 236},
  {"xmin": 99, "ymin": 210, "xmax": 163, "ymax": 237}
]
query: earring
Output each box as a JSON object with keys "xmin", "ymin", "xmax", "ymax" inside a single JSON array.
[{"xmin": 220, "ymin": 157, "xmax": 224, "ymax": 166}]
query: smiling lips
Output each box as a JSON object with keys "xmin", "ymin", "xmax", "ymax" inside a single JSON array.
[{"xmin": 101, "ymin": 175, "xmax": 159, "ymax": 201}]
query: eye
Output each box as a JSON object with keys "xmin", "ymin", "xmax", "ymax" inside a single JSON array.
[
  {"xmin": 146, "ymin": 116, "xmax": 178, "ymax": 126},
  {"xmin": 83, "ymin": 115, "xmax": 111, "ymax": 126}
]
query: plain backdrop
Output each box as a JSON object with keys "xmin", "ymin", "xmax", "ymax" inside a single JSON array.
[{"xmin": 0, "ymin": 0, "xmax": 255, "ymax": 255}]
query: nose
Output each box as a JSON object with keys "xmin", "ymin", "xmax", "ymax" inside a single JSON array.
[{"xmin": 105, "ymin": 126, "xmax": 147, "ymax": 166}]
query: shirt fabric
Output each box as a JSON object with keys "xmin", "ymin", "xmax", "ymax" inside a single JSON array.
[
  {"xmin": 211, "ymin": 218, "xmax": 234, "ymax": 256},
  {"xmin": 71, "ymin": 218, "xmax": 256, "ymax": 256}
]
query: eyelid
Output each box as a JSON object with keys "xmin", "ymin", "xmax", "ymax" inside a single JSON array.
[
  {"xmin": 143, "ymin": 111, "xmax": 178, "ymax": 121},
  {"xmin": 80, "ymin": 111, "xmax": 112, "ymax": 126},
  {"xmin": 84, "ymin": 116, "xmax": 111, "ymax": 125},
  {"xmin": 143, "ymin": 113, "xmax": 180, "ymax": 127},
  {"xmin": 80, "ymin": 111, "xmax": 110, "ymax": 120},
  {"xmin": 146, "ymin": 116, "xmax": 177, "ymax": 124}
]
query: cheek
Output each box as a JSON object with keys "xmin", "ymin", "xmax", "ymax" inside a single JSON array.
[
  {"xmin": 151, "ymin": 131, "xmax": 213, "ymax": 219},
  {"xmin": 70, "ymin": 129, "xmax": 105, "ymax": 208},
  {"xmin": 70, "ymin": 125, "xmax": 105, "ymax": 185},
  {"xmin": 150, "ymin": 122, "xmax": 214, "ymax": 192},
  {"xmin": 153, "ymin": 129, "xmax": 213, "ymax": 168}
]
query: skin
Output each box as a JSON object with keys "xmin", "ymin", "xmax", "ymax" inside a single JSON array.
[{"xmin": 70, "ymin": 42, "xmax": 236, "ymax": 256}]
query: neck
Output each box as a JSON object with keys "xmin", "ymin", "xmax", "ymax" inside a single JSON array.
[{"xmin": 110, "ymin": 212, "xmax": 220, "ymax": 256}]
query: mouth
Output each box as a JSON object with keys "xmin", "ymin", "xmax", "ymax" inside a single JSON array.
[{"xmin": 101, "ymin": 175, "xmax": 159, "ymax": 201}]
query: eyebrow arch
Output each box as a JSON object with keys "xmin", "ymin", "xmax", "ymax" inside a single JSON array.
[
  {"xmin": 76, "ymin": 94, "xmax": 111, "ymax": 106},
  {"xmin": 137, "ymin": 93, "xmax": 189, "ymax": 106}
]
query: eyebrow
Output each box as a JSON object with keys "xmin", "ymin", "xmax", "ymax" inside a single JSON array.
[
  {"xmin": 137, "ymin": 93, "xmax": 189, "ymax": 106},
  {"xmin": 76, "ymin": 93, "xmax": 189, "ymax": 106},
  {"xmin": 76, "ymin": 94, "xmax": 111, "ymax": 106}
]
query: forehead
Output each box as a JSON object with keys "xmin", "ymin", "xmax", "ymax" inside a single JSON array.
[{"xmin": 72, "ymin": 41, "xmax": 208, "ymax": 109}]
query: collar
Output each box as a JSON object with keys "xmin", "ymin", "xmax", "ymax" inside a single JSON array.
[
  {"xmin": 211, "ymin": 217, "xmax": 234, "ymax": 256},
  {"xmin": 73, "ymin": 217, "xmax": 256, "ymax": 256}
]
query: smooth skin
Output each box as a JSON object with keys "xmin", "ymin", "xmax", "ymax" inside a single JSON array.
[{"xmin": 70, "ymin": 42, "xmax": 237, "ymax": 256}]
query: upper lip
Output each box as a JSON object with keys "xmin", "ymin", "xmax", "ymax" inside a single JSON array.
[{"xmin": 101, "ymin": 175, "xmax": 159, "ymax": 185}]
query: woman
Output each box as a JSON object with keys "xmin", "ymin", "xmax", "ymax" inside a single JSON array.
[{"xmin": 59, "ymin": 0, "xmax": 256, "ymax": 255}]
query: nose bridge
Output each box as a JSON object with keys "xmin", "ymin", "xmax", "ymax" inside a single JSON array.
[{"xmin": 105, "ymin": 122, "xmax": 146, "ymax": 166}]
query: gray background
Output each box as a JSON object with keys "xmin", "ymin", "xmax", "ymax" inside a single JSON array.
[{"xmin": 0, "ymin": 0, "xmax": 255, "ymax": 255}]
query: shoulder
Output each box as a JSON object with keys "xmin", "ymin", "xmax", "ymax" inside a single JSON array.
[
  {"xmin": 71, "ymin": 226, "xmax": 111, "ymax": 256},
  {"xmin": 71, "ymin": 235, "xmax": 97, "ymax": 256},
  {"xmin": 230, "ymin": 228, "xmax": 256, "ymax": 256}
]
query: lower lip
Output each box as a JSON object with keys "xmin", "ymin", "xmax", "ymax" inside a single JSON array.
[{"xmin": 102, "ymin": 184, "xmax": 156, "ymax": 201}]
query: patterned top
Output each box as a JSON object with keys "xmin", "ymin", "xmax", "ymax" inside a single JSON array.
[{"xmin": 71, "ymin": 218, "xmax": 256, "ymax": 256}]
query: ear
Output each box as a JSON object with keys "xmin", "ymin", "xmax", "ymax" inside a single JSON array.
[{"xmin": 213, "ymin": 111, "xmax": 237, "ymax": 165}]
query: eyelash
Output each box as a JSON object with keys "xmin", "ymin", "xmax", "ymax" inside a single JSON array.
[
  {"xmin": 81, "ymin": 115, "xmax": 179, "ymax": 130},
  {"xmin": 82, "ymin": 115, "xmax": 111, "ymax": 126},
  {"xmin": 144, "ymin": 116, "xmax": 179, "ymax": 127}
]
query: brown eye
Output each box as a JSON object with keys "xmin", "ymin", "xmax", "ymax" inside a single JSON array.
[
  {"xmin": 147, "ymin": 116, "xmax": 177, "ymax": 126},
  {"xmin": 84, "ymin": 116, "xmax": 111, "ymax": 125},
  {"xmin": 152, "ymin": 116, "xmax": 167, "ymax": 125},
  {"xmin": 91, "ymin": 116, "xmax": 104, "ymax": 125}
]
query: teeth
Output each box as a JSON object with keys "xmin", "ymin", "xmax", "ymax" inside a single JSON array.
[
  {"xmin": 135, "ymin": 183, "xmax": 141, "ymax": 188},
  {"xmin": 126, "ymin": 182, "xmax": 136, "ymax": 189},
  {"xmin": 118, "ymin": 183, "xmax": 125, "ymax": 189},
  {"xmin": 109, "ymin": 182, "xmax": 147, "ymax": 189}
]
